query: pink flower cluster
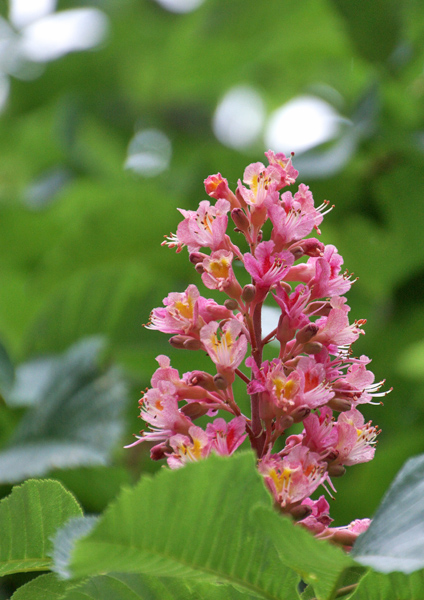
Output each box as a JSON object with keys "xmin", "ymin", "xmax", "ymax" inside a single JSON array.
[{"xmin": 128, "ymin": 151, "xmax": 388, "ymax": 548}]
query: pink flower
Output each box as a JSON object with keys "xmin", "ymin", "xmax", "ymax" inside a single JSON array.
[
  {"xmin": 267, "ymin": 201, "xmax": 317, "ymax": 252},
  {"xmin": 237, "ymin": 162, "xmax": 282, "ymax": 208},
  {"xmin": 273, "ymin": 284, "xmax": 311, "ymax": 341},
  {"xmin": 244, "ymin": 241, "xmax": 294, "ymax": 290},
  {"xmin": 200, "ymin": 319, "xmax": 247, "ymax": 372},
  {"xmin": 204, "ymin": 173, "xmax": 239, "ymax": 208},
  {"xmin": 205, "ymin": 416, "xmax": 247, "ymax": 455},
  {"xmin": 286, "ymin": 245, "xmax": 353, "ymax": 300},
  {"xmin": 201, "ymin": 250, "xmax": 242, "ymax": 298},
  {"xmin": 313, "ymin": 297, "xmax": 363, "ymax": 349},
  {"xmin": 259, "ymin": 446, "xmax": 327, "ymax": 508},
  {"xmin": 299, "ymin": 495, "xmax": 333, "ymax": 534},
  {"xmin": 333, "ymin": 409, "xmax": 379, "ymax": 466},
  {"xmin": 165, "ymin": 199, "xmax": 230, "ymax": 253},
  {"xmin": 300, "ymin": 408, "xmax": 379, "ymax": 467},
  {"xmin": 167, "ymin": 425, "xmax": 211, "ymax": 469},
  {"xmin": 147, "ymin": 284, "xmax": 231, "ymax": 337},
  {"xmin": 134, "ymin": 387, "xmax": 192, "ymax": 445},
  {"xmin": 264, "ymin": 150, "xmax": 298, "ymax": 187}
]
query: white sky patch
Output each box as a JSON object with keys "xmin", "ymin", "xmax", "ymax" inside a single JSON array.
[
  {"xmin": 0, "ymin": 73, "xmax": 9, "ymax": 112},
  {"xmin": 261, "ymin": 305, "xmax": 280, "ymax": 344},
  {"xmin": 9, "ymin": 0, "xmax": 56, "ymax": 30},
  {"xmin": 125, "ymin": 129, "xmax": 172, "ymax": 177},
  {"xmin": 19, "ymin": 8, "xmax": 109, "ymax": 62},
  {"xmin": 265, "ymin": 95, "xmax": 341, "ymax": 155},
  {"xmin": 154, "ymin": 0, "xmax": 206, "ymax": 13},
  {"xmin": 213, "ymin": 85, "xmax": 265, "ymax": 150}
]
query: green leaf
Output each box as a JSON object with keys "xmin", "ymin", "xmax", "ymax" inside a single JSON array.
[
  {"xmin": 11, "ymin": 573, "xmax": 71, "ymax": 600},
  {"xmin": 0, "ymin": 337, "xmax": 128, "ymax": 483},
  {"xmin": 254, "ymin": 506, "xmax": 354, "ymax": 600},
  {"xmin": 352, "ymin": 453, "xmax": 424, "ymax": 573},
  {"xmin": 54, "ymin": 452, "xmax": 300, "ymax": 600},
  {"xmin": 62, "ymin": 573, "xmax": 261, "ymax": 600},
  {"xmin": 349, "ymin": 568, "xmax": 424, "ymax": 600},
  {"xmin": 331, "ymin": 0, "xmax": 402, "ymax": 63},
  {"xmin": 0, "ymin": 479, "xmax": 82, "ymax": 576}
]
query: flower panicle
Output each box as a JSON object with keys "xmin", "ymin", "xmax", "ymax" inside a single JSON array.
[{"xmin": 128, "ymin": 150, "xmax": 389, "ymax": 549}]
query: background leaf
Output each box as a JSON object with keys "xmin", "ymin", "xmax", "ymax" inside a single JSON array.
[
  {"xmin": 352, "ymin": 453, "xmax": 424, "ymax": 573},
  {"xmin": 0, "ymin": 337, "xmax": 128, "ymax": 483},
  {"xmin": 0, "ymin": 479, "xmax": 82, "ymax": 576}
]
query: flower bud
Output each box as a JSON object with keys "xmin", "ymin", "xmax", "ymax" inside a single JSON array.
[
  {"xmin": 224, "ymin": 298, "xmax": 238, "ymax": 311},
  {"xmin": 303, "ymin": 341, "xmax": 323, "ymax": 355},
  {"xmin": 299, "ymin": 238, "xmax": 325, "ymax": 257},
  {"xmin": 241, "ymin": 284, "xmax": 256, "ymax": 303},
  {"xmin": 150, "ymin": 442, "xmax": 169, "ymax": 461},
  {"xmin": 304, "ymin": 301, "xmax": 331, "ymax": 317},
  {"xmin": 231, "ymin": 208, "xmax": 250, "ymax": 232},
  {"xmin": 189, "ymin": 251, "xmax": 207, "ymax": 265},
  {"xmin": 169, "ymin": 335, "xmax": 202, "ymax": 351},
  {"xmin": 169, "ymin": 335, "xmax": 189, "ymax": 349},
  {"xmin": 213, "ymin": 374, "xmax": 229, "ymax": 390},
  {"xmin": 279, "ymin": 415, "xmax": 294, "ymax": 430},
  {"xmin": 291, "ymin": 405, "xmax": 311, "ymax": 423},
  {"xmin": 188, "ymin": 370, "xmax": 216, "ymax": 391},
  {"xmin": 290, "ymin": 504, "xmax": 313, "ymax": 521},
  {"xmin": 329, "ymin": 529, "xmax": 358, "ymax": 547},
  {"xmin": 181, "ymin": 402, "xmax": 210, "ymax": 419},
  {"xmin": 195, "ymin": 262, "xmax": 205, "ymax": 274},
  {"xmin": 290, "ymin": 246, "xmax": 304, "ymax": 260},
  {"xmin": 327, "ymin": 464, "xmax": 346, "ymax": 478},
  {"xmin": 183, "ymin": 338, "xmax": 203, "ymax": 351},
  {"xmin": 327, "ymin": 397, "xmax": 352, "ymax": 412},
  {"xmin": 277, "ymin": 314, "xmax": 295, "ymax": 343},
  {"xmin": 295, "ymin": 323, "xmax": 319, "ymax": 344}
]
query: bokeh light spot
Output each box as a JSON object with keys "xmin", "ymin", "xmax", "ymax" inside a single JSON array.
[
  {"xmin": 125, "ymin": 129, "xmax": 172, "ymax": 177},
  {"xmin": 265, "ymin": 95, "xmax": 341, "ymax": 155},
  {"xmin": 213, "ymin": 85, "xmax": 265, "ymax": 151},
  {"xmin": 19, "ymin": 8, "xmax": 109, "ymax": 62},
  {"xmin": 154, "ymin": 0, "xmax": 206, "ymax": 13}
]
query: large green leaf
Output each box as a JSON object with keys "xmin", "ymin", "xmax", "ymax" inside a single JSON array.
[
  {"xmin": 254, "ymin": 506, "xmax": 354, "ymax": 600},
  {"xmin": 11, "ymin": 573, "xmax": 72, "ymax": 600},
  {"xmin": 62, "ymin": 573, "xmax": 261, "ymax": 600},
  {"xmin": 352, "ymin": 453, "xmax": 424, "ymax": 573},
  {"xmin": 53, "ymin": 452, "xmax": 300, "ymax": 599},
  {"xmin": 0, "ymin": 337, "xmax": 127, "ymax": 483},
  {"xmin": 0, "ymin": 479, "xmax": 82, "ymax": 576},
  {"xmin": 349, "ymin": 568, "xmax": 424, "ymax": 600}
]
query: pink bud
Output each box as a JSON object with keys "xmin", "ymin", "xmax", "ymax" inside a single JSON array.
[
  {"xmin": 213, "ymin": 374, "xmax": 229, "ymax": 390},
  {"xmin": 290, "ymin": 504, "xmax": 313, "ymax": 521},
  {"xmin": 183, "ymin": 338, "xmax": 202, "ymax": 351},
  {"xmin": 181, "ymin": 402, "xmax": 210, "ymax": 419},
  {"xmin": 231, "ymin": 208, "xmax": 250, "ymax": 232},
  {"xmin": 303, "ymin": 341, "xmax": 323, "ymax": 355},
  {"xmin": 327, "ymin": 397, "xmax": 352, "ymax": 412},
  {"xmin": 296, "ymin": 323, "xmax": 319, "ymax": 344},
  {"xmin": 328, "ymin": 464, "xmax": 346, "ymax": 477},
  {"xmin": 241, "ymin": 284, "xmax": 256, "ymax": 303},
  {"xmin": 224, "ymin": 298, "xmax": 238, "ymax": 310}
]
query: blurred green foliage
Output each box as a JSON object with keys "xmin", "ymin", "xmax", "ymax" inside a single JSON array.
[{"xmin": 0, "ymin": 2, "xmax": 424, "ymax": 593}]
